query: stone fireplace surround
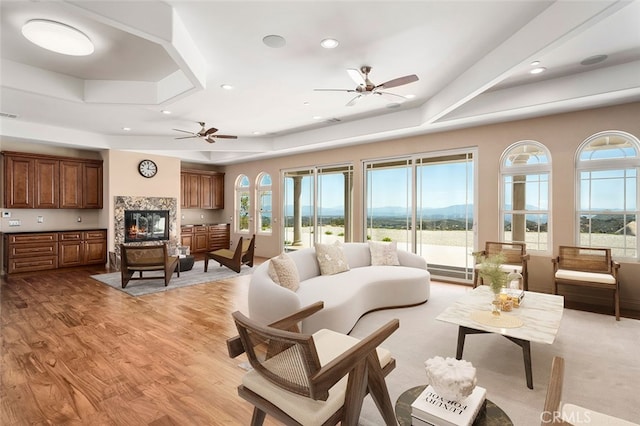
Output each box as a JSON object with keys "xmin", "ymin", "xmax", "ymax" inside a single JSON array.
[{"xmin": 114, "ymin": 196, "xmax": 179, "ymax": 257}]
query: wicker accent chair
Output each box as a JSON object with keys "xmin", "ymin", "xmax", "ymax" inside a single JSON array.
[
  {"xmin": 552, "ymin": 245, "xmax": 620, "ymax": 321},
  {"xmin": 542, "ymin": 356, "xmax": 638, "ymax": 426},
  {"xmin": 227, "ymin": 302, "xmax": 399, "ymax": 426},
  {"xmin": 119, "ymin": 243, "xmax": 179, "ymax": 288},
  {"xmin": 204, "ymin": 234, "xmax": 255, "ymax": 273},
  {"xmin": 473, "ymin": 241, "xmax": 530, "ymax": 290}
]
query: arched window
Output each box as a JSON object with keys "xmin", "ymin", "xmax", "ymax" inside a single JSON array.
[
  {"xmin": 235, "ymin": 174, "xmax": 250, "ymax": 233},
  {"xmin": 500, "ymin": 141, "xmax": 551, "ymax": 252},
  {"xmin": 256, "ymin": 173, "xmax": 272, "ymax": 234},
  {"xmin": 576, "ymin": 131, "xmax": 640, "ymax": 259}
]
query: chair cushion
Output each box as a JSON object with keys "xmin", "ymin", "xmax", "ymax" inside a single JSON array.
[
  {"xmin": 211, "ymin": 249, "xmax": 235, "ymax": 260},
  {"xmin": 315, "ymin": 241, "xmax": 350, "ymax": 276},
  {"xmin": 241, "ymin": 328, "xmax": 391, "ymax": 426},
  {"xmin": 562, "ymin": 403, "xmax": 639, "ymax": 425},
  {"xmin": 555, "ymin": 269, "xmax": 616, "ymax": 285},
  {"xmin": 368, "ymin": 241, "xmax": 400, "ymax": 266},
  {"xmin": 268, "ymin": 253, "xmax": 300, "ymax": 292}
]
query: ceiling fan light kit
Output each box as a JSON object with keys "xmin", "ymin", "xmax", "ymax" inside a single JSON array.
[{"xmin": 315, "ymin": 65, "xmax": 419, "ymax": 106}]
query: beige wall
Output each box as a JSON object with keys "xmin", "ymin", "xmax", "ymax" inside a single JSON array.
[{"xmin": 222, "ymin": 102, "xmax": 640, "ymax": 311}]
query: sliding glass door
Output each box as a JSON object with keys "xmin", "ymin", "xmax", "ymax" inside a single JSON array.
[{"xmin": 364, "ymin": 149, "xmax": 476, "ymax": 281}]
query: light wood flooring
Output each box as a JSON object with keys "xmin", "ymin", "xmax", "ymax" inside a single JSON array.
[{"xmin": 1, "ymin": 260, "xmax": 280, "ymax": 425}]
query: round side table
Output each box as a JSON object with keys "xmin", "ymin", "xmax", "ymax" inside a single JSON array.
[
  {"xmin": 395, "ymin": 385, "xmax": 513, "ymax": 426},
  {"xmin": 178, "ymin": 255, "xmax": 195, "ymax": 272}
]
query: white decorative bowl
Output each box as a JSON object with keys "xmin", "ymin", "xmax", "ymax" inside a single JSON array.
[{"xmin": 424, "ymin": 356, "xmax": 477, "ymax": 402}]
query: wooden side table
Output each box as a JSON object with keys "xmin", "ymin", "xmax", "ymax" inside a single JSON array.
[{"xmin": 395, "ymin": 385, "xmax": 513, "ymax": 426}]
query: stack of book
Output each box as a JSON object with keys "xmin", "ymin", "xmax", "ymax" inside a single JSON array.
[{"xmin": 410, "ymin": 385, "xmax": 486, "ymax": 426}]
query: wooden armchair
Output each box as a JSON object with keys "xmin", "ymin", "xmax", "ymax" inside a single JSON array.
[
  {"xmin": 473, "ymin": 241, "xmax": 530, "ymax": 290},
  {"xmin": 227, "ymin": 302, "xmax": 399, "ymax": 426},
  {"xmin": 204, "ymin": 234, "xmax": 255, "ymax": 273},
  {"xmin": 120, "ymin": 243, "xmax": 179, "ymax": 288},
  {"xmin": 552, "ymin": 245, "xmax": 620, "ymax": 321},
  {"xmin": 542, "ymin": 357, "xmax": 638, "ymax": 426}
]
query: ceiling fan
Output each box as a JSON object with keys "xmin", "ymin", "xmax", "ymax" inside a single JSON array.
[
  {"xmin": 314, "ymin": 66, "xmax": 418, "ymax": 106},
  {"xmin": 173, "ymin": 122, "xmax": 238, "ymax": 143}
]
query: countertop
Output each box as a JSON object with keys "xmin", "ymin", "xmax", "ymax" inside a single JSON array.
[{"xmin": 1, "ymin": 228, "xmax": 107, "ymax": 234}]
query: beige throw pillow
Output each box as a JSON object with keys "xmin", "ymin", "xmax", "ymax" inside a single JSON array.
[
  {"xmin": 267, "ymin": 253, "xmax": 300, "ymax": 291},
  {"xmin": 315, "ymin": 241, "xmax": 350, "ymax": 275},
  {"xmin": 369, "ymin": 241, "xmax": 400, "ymax": 266}
]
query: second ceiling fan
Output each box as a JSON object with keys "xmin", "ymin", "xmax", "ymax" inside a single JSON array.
[
  {"xmin": 315, "ymin": 66, "xmax": 418, "ymax": 106},
  {"xmin": 173, "ymin": 122, "xmax": 238, "ymax": 143}
]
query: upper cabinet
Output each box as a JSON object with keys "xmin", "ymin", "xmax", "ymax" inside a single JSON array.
[
  {"xmin": 181, "ymin": 169, "xmax": 224, "ymax": 209},
  {"xmin": 2, "ymin": 151, "xmax": 103, "ymax": 209}
]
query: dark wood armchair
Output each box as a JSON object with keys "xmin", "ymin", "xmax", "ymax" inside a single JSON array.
[
  {"xmin": 204, "ymin": 234, "xmax": 255, "ymax": 273},
  {"xmin": 119, "ymin": 243, "xmax": 179, "ymax": 288},
  {"xmin": 227, "ymin": 301, "xmax": 399, "ymax": 426},
  {"xmin": 552, "ymin": 245, "xmax": 620, "ymax": 320},
  {"xmin": 473, "ymin": 241, "xmax": 529, "ymax": 290}
]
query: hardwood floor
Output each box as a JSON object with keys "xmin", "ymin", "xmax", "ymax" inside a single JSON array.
[{"xmin": 1, "ymin": 262, "xmax": 278, "ymax": 425}]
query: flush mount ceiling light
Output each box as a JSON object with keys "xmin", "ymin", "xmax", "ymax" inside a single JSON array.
[
  {"xmin": 220, "ymin": 84, "xmax": 234, "ymax": 90},
  {"xmin": 263, "ymin": 34, "xmax": 286, "ymax": 48},
  {"xmin": 581, "ymin": 54, "xmax": 608, "ymax": 66},
  {"xmin": 22, "ymin": 19, "xmax": 94, "ymax": 56}
]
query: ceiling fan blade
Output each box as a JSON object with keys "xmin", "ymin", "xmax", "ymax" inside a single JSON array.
[
  {"xmin": 347, "ymin": 68, "xmax": 366, "ymax": 86},
  {"xmin": 175, "ymin": 136, "xmax": 197, "ymax": 139},
  {"xmin": 314, "ymin": 88, "xmax": 357, "ymax": 92},
  {"xmin": 346, "ymin": 95, "xmax": 362, "ymax": 107},
  {"xmin": 173, "ymin": 128, "xmax": 195, "ymax": 135},
  {"xmin": 210, "ymin": 134, "xmax": 238, "ymax": 139},
  {"xmin": 377, "ymin": 91, "xmax": 407, "ymax": 100},
  {"xmin": 376, "ymin": 74, "xmax": 419, "ymax": 90},
  {"xmin": 204, "ymin": 127, "xmax": 219, "ymax": 136}
]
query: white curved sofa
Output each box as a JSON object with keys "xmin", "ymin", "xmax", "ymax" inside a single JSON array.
[{"xmin": 248, "ymin": 242, "xmax": 430, "ymax": 334}]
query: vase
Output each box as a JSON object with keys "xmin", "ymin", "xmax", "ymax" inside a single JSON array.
[{"xmin": 491, "ymin": 292, "xmax": 502, "ymax": 316}]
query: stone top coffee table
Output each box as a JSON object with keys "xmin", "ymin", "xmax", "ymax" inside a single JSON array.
[{"xmin": 436, "ymin": 285, "xmax": 564, "ymax": 389}]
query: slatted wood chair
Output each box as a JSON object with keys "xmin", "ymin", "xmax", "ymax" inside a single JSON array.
[
  {"xmin": 552, "ymin": 245, "xmax": 620, "ymax": 321},
  {"xmin": 542, "ymin": 356, "xmax": 638, "ymax": 426},
  {"xmin": 204, "ymin": 234, "xmax": 255, "ymax": 273},
  {"xmin": 227, "ymin": 302, "xmax": 399, "ymax": 426},
  {"xmin": 119, "ymin": 243, "xmax": 180, "ymax": 288},
  {"xmin": 473, "ymin": 241, "xmax": 530, "ymax": 290}
]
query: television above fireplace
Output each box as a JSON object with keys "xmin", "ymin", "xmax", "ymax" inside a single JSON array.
[{"xmin": 124, "ymin": 210, "xmax": 169, "ymax": 243}]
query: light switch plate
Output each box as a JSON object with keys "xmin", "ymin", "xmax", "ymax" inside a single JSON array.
[
  {"xmin": 2, "ymin": 211, "xmax": 10, "ymax": 218},
  {"xmin": 9, "ymin": 220, "xmax": 20, "ymax": 226}
]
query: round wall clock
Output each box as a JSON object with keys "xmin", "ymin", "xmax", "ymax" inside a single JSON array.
[{"xmin": 138, "ymin": 159, "xmax": 158, "ymax": 178}]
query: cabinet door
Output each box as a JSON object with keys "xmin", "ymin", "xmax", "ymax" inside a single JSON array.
[
  {"xmin": 209, "ymin": 224, "xmax": 230, "ymax": 251},
  {"xmin": 83, "ymin": 162, "xmax": 103, "ymax": 209},
  {"xmin": 4, "ymin": 155, "xmax": 34, "ymax": 208},
  {"xmin": 181, "ymin": 234, "xmax": 193, "ymax": 249},
  {"xmin": 34, "ymin": 158, "xmax": 59, "ymax": 208},
  {"xmin": 212, "ymin": 173, "xmax": 224, "ymax": 209},
  {"xmin": 84, "ymin": 239, "xmax": 106, "ymax": 264},
  {"xmin": 186, "ymin": 173, "xmax": 200, "ymax": 208},
  {"xmin": 59, "ymin": 241, "xmax": 83, "ymax": 267},
  {"xmin": 180, "ymin": 173, "xmax": 188, "ymax": 209},
  {"xmin": 60, "ymin": 161, "xmax": 83, "ymax": 208},
  {"xmin": 193, "ymin": 226, "xmax": 208, "ymax": 252},
  {"xmin": 200, "ymin": 174, "xmax": 214, "ymax": 209}
]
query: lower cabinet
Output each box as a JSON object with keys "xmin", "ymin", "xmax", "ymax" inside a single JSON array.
[
  {"xmin": 3, "ymin": 229, "xmax": 107, "ymax": 275},
  {"xmin": 180, "ymin": 224, "xmax": 230, "ymax": 254}
]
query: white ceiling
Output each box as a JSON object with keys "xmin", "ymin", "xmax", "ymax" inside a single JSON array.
[{"xmin": 1, "ymin": 0, "xmax": 640, "ymax": 165}]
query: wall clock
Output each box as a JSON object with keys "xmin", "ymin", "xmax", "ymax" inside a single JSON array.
[{"xmin": 138, "ymin": 159, "xmax": 158, "ymax": 178}]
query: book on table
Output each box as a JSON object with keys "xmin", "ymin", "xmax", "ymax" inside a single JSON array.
[{"xmin": 410, "ymin": 385, "xmax": 486, "ymax": 426}]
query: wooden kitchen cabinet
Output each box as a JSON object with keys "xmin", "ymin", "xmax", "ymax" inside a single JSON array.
[
  {"xmin": 193, "ymin": 226, "xmax": 209, "ymax": 252},
  {"xmin": 208, "ymin": 224, "xmax": 230, "ymax": 251},
  {"xmin": 180, "ymin": 224, "xmax": 230, "ymax": 253},
  {"xmin": 180, "ymin": 169, "xmax": 224, "ymax": 209},
  {"xmin": 2, "ymin": 151, "xmax": 103, "ymax": 209},
  {"xmin": 58, "ymin": 230, "xmax": 107, "ymax": 267}
]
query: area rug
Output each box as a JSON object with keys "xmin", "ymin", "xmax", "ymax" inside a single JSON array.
[
  {"xmin": 349, "ymin": 283, "xmax": 640, "ymax": 426},
  {"xmin": 90, "ymin": 261, "xmax": 253, "ymax": 296}
]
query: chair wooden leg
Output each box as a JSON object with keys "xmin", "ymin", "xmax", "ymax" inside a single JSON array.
[
  {"xmin": 365, "ymin": 353, "xmax": 396, "ymax": 425},
  {"xmin": 204, "ymin": 255, "xmax": 209, "ymax": 272},
  {"xmin": 614, "ymin": 288, "xmax": 620, "ymax": 321},
  {"xmin": 343, "ymin": 361, "xmax": 368, "ymax": 426},
  {"xmin": 250, "ymin": 407, "xmax": 266, "ymax": 426}
]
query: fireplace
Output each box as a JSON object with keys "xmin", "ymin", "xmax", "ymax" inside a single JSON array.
[{"xmin": 124, "ymin": 210, "xmax": 170, "ymax": 242}]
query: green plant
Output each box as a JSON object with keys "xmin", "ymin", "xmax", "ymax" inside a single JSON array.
[
  {"xmin": 382, "ymin": 237, "xmax": 392, "ymax": 242},
  {"xmin": 338, "ymin": 232, "xmax": 344, "ymax": 237},
  {"xmin": 324, "ymin": 230, "xmax": 333, "ymax": 235},
  {"xmin": 478, "ymin": 253, "xmax": 507, "ymax": 294}
]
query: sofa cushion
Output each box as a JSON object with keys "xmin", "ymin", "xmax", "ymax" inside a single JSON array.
[
  {"xmin": 369, "ymin": 241, "xmax": 400, "ymax": 266},
  {"xmin": 315, "ymin": 241, "xmax": 350, "ymax": 275},
  {"xmin": 268, "ymin": 253, "xmax": 300, "ymax": 291}
]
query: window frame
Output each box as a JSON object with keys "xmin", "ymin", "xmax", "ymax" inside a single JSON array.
[
  {"xmin": 256, "ymin": 172, "xmax": 272, "ymax": 235},
  {"xmin": 235, "ymin": 174, "xmax": 251, "ymax": 234}
]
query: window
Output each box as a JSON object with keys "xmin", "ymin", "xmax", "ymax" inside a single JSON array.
[
  {"xmin": 256, "ymin": 173, "xmax": 272, "ymax": 234},
  {"xmin": 235, "ymin": 174, "xmax": 250, "ymax": 233},
  {"xmin": 576, "ymin": 131, "xmax": 639, "ymax": 259},
  {"xmin": 500, "ymin": 141, "xmax": 551, "ymax": 252},
  {"xmin": 283, "ymin": 164, "xmax": 353, "ymax": 249}
]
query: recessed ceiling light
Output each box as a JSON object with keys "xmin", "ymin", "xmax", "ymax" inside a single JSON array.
[
  {"xmin": 220, "ymin": 84, "xmax": 234, "ymax": 90},
  {"xmin": 405, "ymin": 94, "xmax": 416, "ymax": 99},
  {"xmin": 313, "ymin": 115, "xmax": 323, "ymax": 120},
  {"xmin": 263, "ymin": 34, "xmax": 286, "ymax": 48},
  {"xmin": 386, "ymin": 103, "xmax": 401, "ymax": 109},
  {"xmin": 253, "ymin": 131, "xmax": 264, "ymax": 135},
  {"xmin": 161, "ymin": 110, "xmax": 171, "ymax": 115},
  {"xmin": 303, "ymin": 101, "xmax": 310, "ymax": 106},
  {"xmin": 530, "ymin": 67, "xmax": 547, "ymax": 75},
  {"xmin": 320, "ymin": 38, "xmax": 339, "ymax": 49},
  {"xmin": 122, "ymin": 127, "xmax": 131, "ymax": 131},
  {"xmin": 581, "ymin": 54, "xmax": 608, "ymax": 66},
  {"xmin": 22, "ymin": 19, "xmax": 94, "ymax": 56},
  {"xmin": 530, "ymin": 60, "xmax": 541, "ymax": 67}
]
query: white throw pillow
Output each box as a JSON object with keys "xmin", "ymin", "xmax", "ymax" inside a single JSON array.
[
  {"xmin": 369, "ymin": 241, "xmax": 400, "ymax": 266},
  {"xmin": 267, "ymin": 253, "xmax": 300, "ymax": 291},
  {"xmin": 315, "ymin": 241, "xmax": 350, "ymax": 275}
]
